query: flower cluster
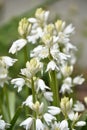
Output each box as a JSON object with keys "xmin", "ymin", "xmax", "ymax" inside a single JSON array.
[{"xmin": 0, "ymin": 8, "xmax": 87, "ymax": 130}]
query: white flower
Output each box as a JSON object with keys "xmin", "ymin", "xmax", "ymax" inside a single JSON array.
[
  {"xmin": 60, "ymin": 64, "xmax": 73, "ymax": 77},
  {"xmin": 20, "ymin": 117, "xmax": 33, "ymax": 130},
  {"xmin": 43, "ymin": 91, "xmax": 53, "ymax": 102},
  {"xmin": 11, "ymin": 78, "xmax": 25, "ymax": 92},
  {"xmin": 23, "ymin": 95, "xmax": 34, "ymax": 110},
  {"xmin": 48, "ymin": 106, "xmax": 61, "ymax": 115},
  {"xmin": 36, "ymin": 79, "xmax": 50, "ymax": 92},
  {"xmin": 73, "ymin": 75, "xmax": 85, "ymax": 85},
  {"xmin": 64, "ymin": 24, "xmax": 75, "ymax": 35},
  {"xmin": 0, "ymin": 116, "xmax": 10, "ymax": 130},
  {"xmin": 60, "ymin": 77, "xmax": 73, "ymax": 94},
  {"xmin": 31, "ymin": 45, "xmax": 49, "ymax": 59},
  {"xmin": 0, "ymin": 63, "xmax": 9, "ymax": 87},
  {"xmin": 36, "ymin": 119, "xmax": 44, "ymax": 130},
  {"xmin": 27, "ymin": 27, "xmax": 43, "ymax": 44},
  {"xmin": 0, "ymin": 57, "xmax": 16, "ymax": 87},
  {"xmin": 51, "ymin": 120, "xmax": 69, "ymax": 130},
  {"xmin": 46, "ymin": 60, "xmax": 59, "ymax": 72},
  {"xmin": 43, "ymin": 113, "xmax": 56, "ymax": 125},
  {"xmin": 75, "ymin": 121, "xmax": 86, "ymax": 127},
  {"xmin": 1, "ymin": 56, "xmax": 17, "ymax": 68},
  {"xmin": 68, "ymin": 112, "xmax": 86, "ymax": 127},
  {"xmin": 9, "ymin": 39, "xmax": 27, "ymax": 54},
  {"xmin": 74, "ymin": 101, "xmax": 85, "ymax": 112}
]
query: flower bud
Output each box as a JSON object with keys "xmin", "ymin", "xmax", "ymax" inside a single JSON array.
[
  {"xmin": 60, "ymin": 97, "xmax": 73, "ymax": 116},
  {"xmin": 18, "ymin": 18, "xmax": 31, "ymax": 37},
  {"xmin": 55, "ymin": 20, "xmax": 65, "ymax": 32},
  {"xmin": 42, "ymin": 34, "xmax": 52, "ymax": 46}
]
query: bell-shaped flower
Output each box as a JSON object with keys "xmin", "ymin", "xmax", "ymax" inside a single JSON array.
[
  {"xmin": 1, "ymin": 56, "xmax": 17, "ymax": 68},
  {"xmin": 31, "ymin": 45, "xmax": 49, "ymax": 59},
  {"xmin": 68, "ymin": 112, "xmax": 86, "ymax": 128},
  {"xmin": 74, "ymin": 101, "xmax": 85, "ymax": 112},
  {"xmin": 11, "ymin": 78, "xmax": 25, "ymax": 92},
  {"xmin": 51, "ymin": 120, "xmax": 69, "ymax": 130},
  {"xmin": 20, "ymin": 117, "xmax": 33, "ymax": 130},
  {"xmin": 27, "ymin": 27, "xmax": 43, "ymax": 44},
  {"xmin": 60, "ymin": 77, "xmax": 73, "ymax": 94},
  {"xmin": 36, "ymin": 79, "xmax": 50, "ymax": 92},
  {"xmin": 46, "ymin": 60, "xmax": 59, "ymax": 72},
  {"xmin": 73, "ymin": 75, "xmax": 85, "ymax": 85},
  {"xmin": 75, "ymin": 121, "xmax": 86, "ymax": 127},
  {"xmin": 60, "ymin": 64, "xmax": 73, "ymax": 77},
  {"xmin": 43, "ymin": 113, "xmax": 56, "ymax": 125},
  {"xmin": 36, "ymin": 119, "xmax": 44, "ymax": 130},
  {"xmin": 0, "ymin": 116, "xmax": 10, "ymax": 130},
  {"xmin": 43, "ymin": 91, "xmax": 53, "ymax": 102},
  {"xmin": 48, "ymin": 106, "xmax": 61, "ymax": 115},
  {"xmin": 9, "ymin": 39, "xmax": 27, "ymax": 54},
  {"xmin": 0, "ymin": 56, "xmax": 17, "ymax": 87}
]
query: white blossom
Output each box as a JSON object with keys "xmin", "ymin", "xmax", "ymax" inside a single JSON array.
[
  {"xmin": 36, "ymin": 79, "xmax": 50, "ymax": 92},
  {"xmin": 51, "ymin": 120, "xmax": 69, "ymax": 130},
  {"xmin": 36, "ymin": 119, "xmax": 44, "ymax": 130},
  {"xmin": 0, "ymin": 116, "xmax": 10, "ymax": 130},
  {"xmin": 20, "ymin": 117, "xmax": 33, "ymax": 130},
  {"xmin": 27, "ymin": 27, "xmax": 43, "ymax": 44},
  {"xmin": 11, "ymin": 78, "xmax": 25, "ymax": 92},
  {"xmin": 0, "ymin": 56, "xmax": 17, "ymax": 87},
  {"xmin": 74, "ymin": 101, "xmax": 85, "ymax": 112},
  {"xmin": 48, "ymin": 106, "xmax": 61, "ymax": 115},
  {"xmin": 1, "ymin": 56, "xmax": 17, "ymax": 68},
  {"xmin": 73, "ymin": 75, "xmax": 85, "ymax": 85},
  {"xmin": 75, "ymin": 121, "xmax": 86, "ymax": 127},
  {"xmin": 60, "ymin": 77, "xmax": 73, "ymax": 94},
  {"xmin": 46, "ymin": 60, "xmax": 59, "ymax": 72},
  {"xmin": 9, "ymin": 39, "xmax": 27, "ymax": 54},
  {"xmin": 43, "ymin": 91, "xmax": 53, "ymax": 102},
  {"xmin": 43, "ymin": 113, "xmax": 56, "ymax": 125}
]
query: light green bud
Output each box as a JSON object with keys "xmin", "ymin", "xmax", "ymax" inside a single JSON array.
[
  {"xmin": 18, "ymin": 18, "xmax": 31, "ymax": 37},
  {"xmin": 42, "ymin": 34, "xmax": 52, "ymax": 45},
  {"xmin": 55, "ymin": 20, "xmax": 65, "ymax": 32},
  {"xmin": 35, "ymin": 8, "xmax": 44, "ymax": 20}
]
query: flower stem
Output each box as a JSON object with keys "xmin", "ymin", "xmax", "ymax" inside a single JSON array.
[
  {"xmin": 49, "ymin": 71, "xmax": 60, "ymax": 107},
  {"xmin": 7, "ymin": 106, "xmax": 22, "ymax": 130},
  {"xmin": 31, "ymin": 77, "xmax": 36, "ymax": 103},
  {"xmin": 4, "ymin": 86, "xmax": 11, "ymax": 121},
  {"xmin": 31, "ymin": 77, "xmax": 36, "ymax": 130}
]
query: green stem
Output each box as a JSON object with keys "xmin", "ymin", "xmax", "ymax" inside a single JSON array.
[
  {"xmin": 4, "ymin": 86, "xmax": 11, "ymax": 121},
  {"xmin": 31, "ymin": 77, "xmax": 36, "ymax": 103},
  {"xmin": 49, "ymin": 71, "xmax": 60, "ymax": 107},
  {"xmin": 7, "ymin": 106, "xmax": 22, "ymax": 130},
  {"xmin": 31, "ymin": 77, "xmax": 36, "ymax": 130},
  {"xmin": 23, "ymin": 44, "xmax": 28, "ymax": 63}
]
